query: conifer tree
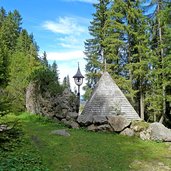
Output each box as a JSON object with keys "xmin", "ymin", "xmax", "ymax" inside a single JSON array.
[
  {"xmin": 6, "ymin": 27, "xmax": 42, "ymax": 111},
  {"xmin": 145, "ymin": 0, "xmax": 171, "ymax": 122},
  {"xmin": 63, "ymin": 75, "xmax": 71, "ymax": 90},
  {"xmin": 125, "ymin": 0, "xmax": 150, "ymax": 119},
  {"xmin": 84, "ymin": 0, "xmax": 110, "ymax": 99},
  {"xmin": 51, "ymin": 61, "xmax": 59, "ymax": 83},
  {"xmin": 42, "ymin": 51, "xmax": 48, "ymax": 67},
  {"xmin": 103, "ymin": 0, "xmax": 150, "ymax": 119}
]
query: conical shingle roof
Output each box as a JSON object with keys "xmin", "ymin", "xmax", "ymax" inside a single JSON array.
[{"xmin": 81, "ymin": 72, "xmax": 140, "ymax": 121}]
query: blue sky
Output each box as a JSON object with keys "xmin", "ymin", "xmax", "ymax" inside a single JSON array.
[{"xmin": 0, "ymin": 0, "xmax": 98, "ymax": 94}]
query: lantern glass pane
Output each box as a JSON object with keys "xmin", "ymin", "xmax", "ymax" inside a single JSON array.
[{"xmin": 74, "ymin": 77, "xmax": 83, "ymax": 86}]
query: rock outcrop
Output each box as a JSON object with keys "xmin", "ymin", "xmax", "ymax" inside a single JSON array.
[
  {"xmin": 26, "ymin": 81, "xmax": 77, "ymax": 118},
  {"xmin": 77, "ymin": 113, "xmax": 171, "ymax": 142},
  {"xmin": 148, "ymin": 122, "xmax": 171, "ymax": 141}
]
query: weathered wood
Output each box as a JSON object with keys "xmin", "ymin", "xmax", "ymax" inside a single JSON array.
[{"xmin": 80, "ymin": 72, "xmax": 140, "ymax": 121}]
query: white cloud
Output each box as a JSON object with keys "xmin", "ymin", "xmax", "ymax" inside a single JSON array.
[
  {"xmin": 42, "ymin": 17, "xmax": 86, "ymax": 35},
  {"xmin": 46, "ymin": 50, "xmax": 85, "ymax": 61},
  {"xmin": 58, "ymin": 35, "xmax": 84, "ymax": 49},
  {"xmin": 42, "ymin": 16, "xmax": 90, "ymax": 49}
]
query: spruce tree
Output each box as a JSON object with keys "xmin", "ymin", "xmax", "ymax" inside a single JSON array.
[
  {"xmin": 103, "ymin": 0, "xmax": 134, "ymax": 100},
  {"xmin": 145, "ymin": 0, "xmax": 171, "ymax": 122},
  {"xmin": 6, "ymin": 27, "xmax": 42, "ymax": 111},
  {"xmin": 84, "ymin": 0, "xmax": 110, "ymax": 99},
  {"xmin": 63, "ymin": 75, "xmax": 71, "ymax": 90},
  {"xmin": 51, "ymin": 61, "xmax": 59, "ymax": 83},
  {"xmin": 42, "ymin": 51, "xmax": 48, "ymax": 67},
  {"xmin": 124, "ymin": 0, "xmax": 150, "ymax": 119},
  {"xmin": 103, "ymin": 0, "xmax": 150, "ymax": 119}
]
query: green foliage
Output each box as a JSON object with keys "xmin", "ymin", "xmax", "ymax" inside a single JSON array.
[
  {"xmin": 41, "ymin": 51, "xmax": 48, "ymax": 67},
  {"xmin": 0, "ymin": 8, "xmax": 38, "ymax": 113},
  {"xmin": 63, "ymin": 75, "xmax": 71, "ymax": 90},
  {"xmin": 84, "ymin": 0, "xmax": 171, "ymax": 123},
  {"xmin": 51, "ymin": 60, "xmax": 60, "ymax": 83},
  {"xmin": 30, "ymin": 67, "xmax": 64, "ymax": 95},
  {"xmin": 84, "ymin": 0, "xmax": 110, "ymax": 97},
  {"xmin": 144, "ymin": 0, "xmax": 171, "ymax": 121},
  {"xmin": 0, "ymin": 7, "xmax": 65, "ymax": 114},
  {"xmin": 0, "ymin": 113, "xmax": 49, "ymax": 170},
  {"xmin": 0, "ymin": 132, "xmax": 48, "ymax": 170}
]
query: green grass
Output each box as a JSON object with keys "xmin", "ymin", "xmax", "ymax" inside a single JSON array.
[{"xmin": 1, "ymin": 113, "xmax": 171, "ymax": 171}]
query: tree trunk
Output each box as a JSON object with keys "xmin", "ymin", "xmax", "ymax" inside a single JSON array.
[
  {"xmin": 140, "ymin": 89, "xmax": 144, "ymax": 120},
  {"xmin": 158, "ymin": 3, "xmax": 165, "ymax": 123}
]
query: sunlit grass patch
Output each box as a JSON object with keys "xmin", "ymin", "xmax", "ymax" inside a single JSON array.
[{"xmin": 1, "ymin": 113, "xmax": 171, "ymax": 171}]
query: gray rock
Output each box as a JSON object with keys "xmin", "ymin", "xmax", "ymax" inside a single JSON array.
[
  {"xmin": 139, "ymin": 129, "xmax": 151, "ymax": 140},
  {"xmin": 55, "ymin": 113, "xmax": 66, "ymax": 120},
  {"xmin": 87, "ymin": 124, "xmax": 112, "ymax": 132},
  {"xmin": 61, "ymin": 118, "xmax": 69, "ymax": 125},
  {"xmin": 77, "ymin": 115, "xmax": 93, "ymax": 126},
  {"xmin": 107, "ymin": 115, "xmax": 131, "ymax": 132},
  {"xmin": 53, "ymin": 117, "xmax": 60, "ymax": 122},
  {"xmin": 61, "ymin": 119, "xmax": 79, "ymax": 129},
  {"xmin": 69, "ymin": 120, "xmax": 80, "ymax": 129},
  {"xmin": 67, "ymin": 112, "xmax": 78, "ymax": 120},
  {"xmin": 26, "ymin": 82, "xmax": 41, "ymax": 114},
  {"xmin": 62, "ymin": 108, "xmax": 68, "ymax": 115},
  {"xmin": 50, "ymin": 129, "xmax": 70, "ymax": 137},
  {"xmin": 148, "ymin": 122, "xmax": 171, "ymax": 142},
  {"xmin": 120, "ymin": 128, "xmax": 134, "ymax": 137},
  {"xmin": 26, "ymin": 82, "xmax": 77, "ymax": 117},
  {"xmin": 93, "ymin": 115, "xmax": 108, "ymax": 124},
  {"xmin": 87, "ymin": 124, "xmax": 97, "ymax": 131},
  {"xmin": 97, "ymin": 124, "xmax": 113, "ymax": 132}
]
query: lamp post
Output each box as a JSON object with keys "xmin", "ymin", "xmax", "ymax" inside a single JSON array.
[{"xmin": 73, "ymin": 63, "xmax": 84, "ymax": 113}]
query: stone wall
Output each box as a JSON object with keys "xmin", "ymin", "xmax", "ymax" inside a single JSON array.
[
  {"xmin": 57, "ymin": 112, "xmax": 171, "ymax": 142},
  {"xmin": 26, "ymin": 81, "xmax": 77, "ymax": 118}
]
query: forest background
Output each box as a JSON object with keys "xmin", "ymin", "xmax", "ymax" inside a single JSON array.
[{"xmin": 0, "ymin": 0, "xmax": 171, "ymax": 125}]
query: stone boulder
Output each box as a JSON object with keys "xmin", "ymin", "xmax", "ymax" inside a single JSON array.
[
  {"xmin": 97, "ymin": 124, "xmax": 113, "ymax": 132},
  {"xmin": 66, "ymin": 112, "xmax": 78, "ymax": 120},
  {"xmin": 139, "ymin": 129, "xmax": 151, "ymax": 140},
  {"xmin": 93, "ymin": 115, "xmax": 108, "ymax": 125},
  {"xmin": 87, "ymin": 124, "xmax": 112, "ymax": 132},
  {"xmin": 148, "ymin": 122, "xmax": 171, "ymax": 142},
  {"xmin": 77, "ymin": 115, "xmax": 93, "ymax": 126},
  {"xmin": 50, "ymin": 129, "xmax": 70, "ymax": 137},
  {"xmin": 120, "ymin": 128, "xmax": 134, "ymax": 137},
  {"xmin": 107, "ymin": 115, "xmax": 131, "ymax": 132},
  {"xmin": 87, "ymin": 124, "xmax": 97, "ymax": 131},
  {"xmin": 61, "ymin": 119, "xmax": 79, "ymax": 129},
  {"xmin": 55, "ymin": 113, "xmax": 67, "ymax": 120}
]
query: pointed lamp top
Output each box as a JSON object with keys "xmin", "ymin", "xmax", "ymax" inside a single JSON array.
[{"xmin": 73, "ymin": 62, "xmax": 84, "ymax": 86}]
